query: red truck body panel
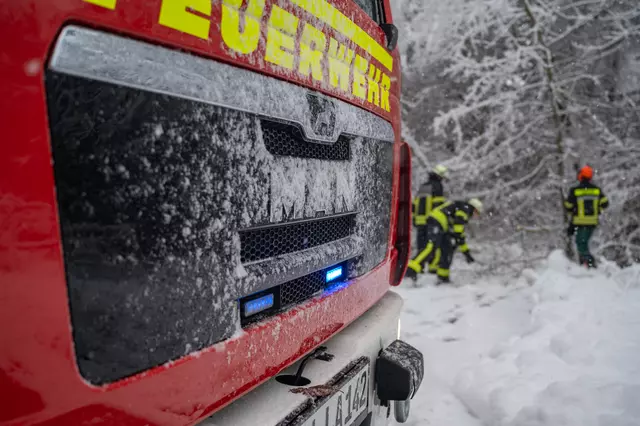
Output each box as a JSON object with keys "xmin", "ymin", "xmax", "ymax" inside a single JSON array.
[{"xmin": 0, "ymin": 0, "xmax": 403, "ymax": 424}]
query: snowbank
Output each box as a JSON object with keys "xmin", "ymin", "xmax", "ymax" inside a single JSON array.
[
  {"xmin": 396, "ymin": 250, "xmax": 640, "ymax": 426},
  {"xmin": 453, "ymin": 251, "xmax": 640, "ymax": 426}
]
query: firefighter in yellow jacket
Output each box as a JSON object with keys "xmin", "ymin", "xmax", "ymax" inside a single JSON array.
[
  {"xmin": 406, "ymin": 198, "xmax": 483, "ymax": 284},
  {"xmin": 412, "ymin": 165, "xmax": 448, "ymax": 259},
  {"xmin": 564, "ymin": 165, "xmax": 609, "ymax": 268}
]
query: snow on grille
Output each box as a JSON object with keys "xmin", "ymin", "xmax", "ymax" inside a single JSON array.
[
  {"xmin": 239, "ymin": 213, "xmax": 356, "ymax": 263},
  {"xmin": 260, "ymin": 120, "xmax": 351, "ymax": 161}
]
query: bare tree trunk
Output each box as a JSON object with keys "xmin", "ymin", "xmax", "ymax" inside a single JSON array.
[{"xmin": 521, "ymin": 0, "xmax": 574, "ymax": 260}]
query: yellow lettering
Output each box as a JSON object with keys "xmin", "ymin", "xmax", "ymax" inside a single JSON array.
[
  {"xmin": 352, "ymin": 54, "xmax": 368, "ymax": 99},
  {"xmin": 329, "ymin": 11, "xmax": 357, "ymax": 40},
  {"xmin": 380, "ymin": 73, "xmax": 391, "ymax": 112},
  {"xmin": 84, "ymin": 0, "xmax": 116, "ymax": 9},
  {"xmin": 265, "ymin": 6, "xmax": 299, "ymax": 70},
  {"xmin": 289, "ymin": 0, "xmax": 393, "ymax": 72},
  {"xmin": 299, "ymin": 24, "xmax": 326, "ymax": 82},
  {"xmin": 221, "ymin": 0, "xmax": 265, "ymax": 54},
  {"xmin": 328, "ymin": 38, "xmax": 354, "ymax": 92},
  {"xmin": 367, "ymin": 64, "xmax": 381, "ymax": 107},
  {"xmin": 159, "ymin": 0, "xmax": 211, "ymax": 40}
]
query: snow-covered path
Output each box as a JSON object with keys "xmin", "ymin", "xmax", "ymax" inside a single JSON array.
[{"xmin": 394, "ymin": 251, "xmax": 640, "ymax": 426}]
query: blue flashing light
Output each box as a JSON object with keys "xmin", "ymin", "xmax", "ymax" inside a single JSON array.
[
  {"xmin": 244, "ymin": 294, "xmax": 274, "ymax": 317},
  {"xmin": 325, "ymin": 266, "xmax": 344, "ymax": 283}
]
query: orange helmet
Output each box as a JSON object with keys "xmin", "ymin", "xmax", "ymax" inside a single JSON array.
[{"xmin": 578, "ymin": 165, "xmax": 593, "ymax": 181}]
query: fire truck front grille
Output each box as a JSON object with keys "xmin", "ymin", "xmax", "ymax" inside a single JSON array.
[
  {"xmin": 261, "ymin": 120, "xmax": 351, "ymax": 161},
  {"xmin": 45, "ymin": 27, "xmax": 394, "ymax": 385},
  {"xmin": 240, "ymin": 213, "xmax": 356, "ymax": 263}
]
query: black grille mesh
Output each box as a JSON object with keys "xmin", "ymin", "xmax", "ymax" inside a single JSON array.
[
  {"xmin": 261, "ymin": 120, "xmax": 351, "ymax": 161},
  {"xmin": 280, "ymin": 270, "xmax": 326, "ymax": 307},
  {"xmin": 240, "ymin": 213, "xmax": 356, "ymax": 263}
]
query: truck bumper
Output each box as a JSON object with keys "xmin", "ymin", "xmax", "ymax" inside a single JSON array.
[{"xmin": 202, "ymin": 291, "xmax": 423, "ymax": 426}]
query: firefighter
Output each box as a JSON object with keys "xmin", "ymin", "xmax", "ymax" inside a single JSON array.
[
  {"xmin": 405, "ymin": 198, "xmax": 483, "ymax": 284},
  {"xmin": 564, "ymin": 165, "xmax": 609, "ymax": 268},
  {"xmin": 412, "ymin": 165, "xmax": 448, "ymax": 262}
]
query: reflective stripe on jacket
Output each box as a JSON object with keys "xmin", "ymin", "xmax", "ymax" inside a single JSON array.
[{"xmin": 565, "ymin": 182, "xmax": 609, "ymax": 226}]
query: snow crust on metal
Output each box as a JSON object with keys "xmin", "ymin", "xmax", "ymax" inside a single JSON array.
[
  {"xmin": 47, "ymin": 28, "xmax": 393, "ymax": 381},
  {"xmin": 49, "ymin": 26, "xmax": 394, "ymax": 145}
]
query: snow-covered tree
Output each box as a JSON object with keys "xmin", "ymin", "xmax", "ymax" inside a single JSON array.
[{"xmin": 395, "ymin": 0, "xmax": 640, "ymax": 264}]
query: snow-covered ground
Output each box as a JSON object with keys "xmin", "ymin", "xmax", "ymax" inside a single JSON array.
[{"xmin": 395, "ymin": 251, "xmax": 640, "ymax": 426}]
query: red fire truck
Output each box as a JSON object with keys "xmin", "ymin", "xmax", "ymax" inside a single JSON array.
[{"xmin": 0, "ymin": 0, "xmax": 421, "ymax": 425}]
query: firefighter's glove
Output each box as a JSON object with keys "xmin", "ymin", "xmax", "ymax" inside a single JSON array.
[
  {"xmin": 567, "ymin": 225, "xmax": 575, "ymax": 237},
  {"xmin": 463, "ymin": 252, "xmax": 475, "ymax": 264}
]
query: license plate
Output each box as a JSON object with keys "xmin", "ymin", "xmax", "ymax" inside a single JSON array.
[{"xmin": 301, "ymin": 362, "xmax": 369, "ymax": 426}]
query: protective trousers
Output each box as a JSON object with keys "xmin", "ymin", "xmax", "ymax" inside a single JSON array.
[
  {"xmin": 437, "ymin": 235, "xmax": 457, "ymax": 278},
  {"xmin": 575, "ymin": 226, "xmax": 595, "ymax": 266},
  {"xmin": 407, "ymin": 218, "xmax": 452, "ymax": 279},
  {"xmin": 415, "ymin": 225, "xmax": 429, "ymax": 257}
]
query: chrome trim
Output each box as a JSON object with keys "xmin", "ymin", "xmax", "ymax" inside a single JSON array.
[{"xmin": 49, "ymin": 26, "xmax": 394, "ymax": 144}]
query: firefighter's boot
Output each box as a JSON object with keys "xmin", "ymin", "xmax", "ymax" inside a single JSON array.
[
  {"xmin": 404, "ymin": 268, "xmax": 418, "ymax": 282},
  {"xmin": 436, "ymin": 276, "xmax": 451, "ymax": 285},
  {"xmin": 436, "ymin": 267, "xmax": 450, "ymax": 285}
]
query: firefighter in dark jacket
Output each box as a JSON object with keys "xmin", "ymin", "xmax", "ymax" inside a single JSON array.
[
  {"xmin": 565, "ymin": 165, "xmax": 609, "ymax": 268},
  {"xmin": 406, "ymin": 198, "xmax": 483, "ymax": 284},
  {"xmin": 412, "ymin": 164, "xmax": 448, "ymax": 267}
]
